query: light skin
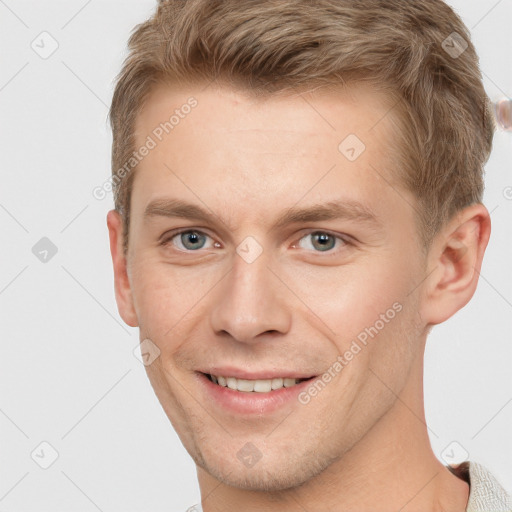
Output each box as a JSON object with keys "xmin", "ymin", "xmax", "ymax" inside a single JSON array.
[{"xmin": 107, "ymin": 81, "xmax": 490, "ymax": 511}]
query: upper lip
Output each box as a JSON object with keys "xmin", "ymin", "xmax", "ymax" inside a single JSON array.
[{"xmin": 198, "ymin": 367, "xmax": 317, "ymax": 380}]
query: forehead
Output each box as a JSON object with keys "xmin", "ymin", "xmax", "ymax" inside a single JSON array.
[
  {"xmin": 136, "ymin": 80, "xmax": 399, "ymax": 150},
  {"xmin": 130, "ymin": 80, "xmax": 410, "ymax": 232}
]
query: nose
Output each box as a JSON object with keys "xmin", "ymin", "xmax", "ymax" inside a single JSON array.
[{"xmin": 210, "ymin": 247, "xmax": 292, "ymax": 343}]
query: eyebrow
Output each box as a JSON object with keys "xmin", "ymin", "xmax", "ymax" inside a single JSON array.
[{"xmin": 143, "ymin": 197, "xmax": 382, "ymax": 232}]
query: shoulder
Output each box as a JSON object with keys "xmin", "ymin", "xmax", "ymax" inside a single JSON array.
[{"xmin": 450, "ymin": 460, "xmax": 512, "ymax": 512}]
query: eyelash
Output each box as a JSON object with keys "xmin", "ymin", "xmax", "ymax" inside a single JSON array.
[{"xmin": 160, "ymin": 229, "xmax": 353, "ymax": 255}]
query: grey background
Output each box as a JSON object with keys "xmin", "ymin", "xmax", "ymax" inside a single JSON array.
[{"xmin": 1, "ymin": 1, "xmax": 511, "ymax": 510}]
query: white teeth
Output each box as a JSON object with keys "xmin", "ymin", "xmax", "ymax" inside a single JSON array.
[
  {"xmin": 271, "ymin": 377, "xmax": 283, "ymax": 389},
  {"xmin": 209, "ymin": 374, "xmax": 304, "ymax": 392},
  {"xmin": 237, "ymin": 379, "xmax": 255, "ymax": 392},
  {"xmin": 254, "ymin": 379, "xmax": 272, "ymax": 392},
  {"xmin": 226, "ymin": 377, "xmax": 237, "ymax": 390}
]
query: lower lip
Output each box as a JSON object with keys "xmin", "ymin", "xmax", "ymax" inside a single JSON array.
[{"xmin": 196, "ymin": 372, "xmax": 316, "ymax": 415}]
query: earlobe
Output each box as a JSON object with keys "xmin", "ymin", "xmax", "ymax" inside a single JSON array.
[
  {"xmin": 420, "ymin": 204, "xmax": 491, "ymax": 326},
  {"xmin": 106, "ymin": 210, "xmax": 139, "ymax": 328}
]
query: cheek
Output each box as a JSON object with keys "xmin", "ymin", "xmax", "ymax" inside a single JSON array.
[
  {"xmin": 129, "ymin": 259, "xmax": 215, "ymax": 341},
  {"xmin": 285, "ymin": 254, "xmax": 413, "ymax": 341}
]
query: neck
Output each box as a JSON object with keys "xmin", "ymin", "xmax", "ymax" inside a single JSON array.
[{"xmin": 196, "ymin": 343, "xmax": 470, "ymax": 511}]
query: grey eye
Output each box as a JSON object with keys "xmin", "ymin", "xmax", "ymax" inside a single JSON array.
[
  {"xmin": 298, "ymin": 232, "xmax": 340, "ymax": 252},
  {"xmin": 173, "ymin": 231, "xmax": 210, "ymax": 250}
]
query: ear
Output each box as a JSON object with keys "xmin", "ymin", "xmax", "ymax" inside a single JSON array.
[
  {"xmin": 106, "ymin": 210, "xmax": 139, "ymax": 327},
  {"xmin": 419, "ymin": 203, "xmax": 491, "ymax": 326}
]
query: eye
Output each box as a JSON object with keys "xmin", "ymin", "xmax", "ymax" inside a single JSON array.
[
  {"xmin": 161, "ymin": 229, "xmax": 217, "ymax": 251},
  {"xmin": 160, "ymin": 229, "xmax": 351, "ymax": 255},
  {"xmin": 294, "ymin": 231, "xmax": 350, "ymax": 254}
]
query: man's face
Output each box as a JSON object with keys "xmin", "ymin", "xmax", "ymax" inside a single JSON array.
[{"xmin": 122, "ymin": 81, "xmax": 429, "ymax": 490}]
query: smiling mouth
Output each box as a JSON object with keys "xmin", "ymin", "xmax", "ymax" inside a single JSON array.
[{"xmin": 202, "ymin": 372, "xmax": 315, "ymax": 393}]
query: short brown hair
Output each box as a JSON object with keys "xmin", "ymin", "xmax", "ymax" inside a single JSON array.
[{"xmin": 109, "ymin": 0, "xmax": 496, "ymax": 255}]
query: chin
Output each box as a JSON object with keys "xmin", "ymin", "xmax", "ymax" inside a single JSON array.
[{"xmin": 195, "ymin": 444, "xmax": 337, "ymax": 493}]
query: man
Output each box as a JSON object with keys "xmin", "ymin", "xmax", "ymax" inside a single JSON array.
[{"xmin": 106, "ymin": 0, "xmax": 511, "ymax": 510}]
